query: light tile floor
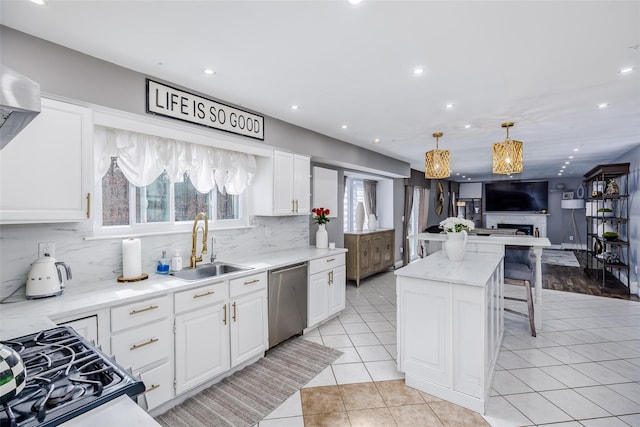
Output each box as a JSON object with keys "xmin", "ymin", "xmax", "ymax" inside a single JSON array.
[{"xmin": 258, "ymin": 272, "xmax": 640, "ymax": 426}]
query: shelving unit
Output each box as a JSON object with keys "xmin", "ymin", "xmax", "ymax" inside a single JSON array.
[
  {"xmin": 584, "ymin": 163, "xmax": 630, "ymax": 294},
  {"xmin": 457, "ymin": 198, "xmax": 482, "ymax": 228}
]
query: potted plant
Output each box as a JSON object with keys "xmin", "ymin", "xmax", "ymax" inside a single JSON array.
[
  {"xmin": 312, "ymin": 207, "xmax": 330, "ymax": 248},
  {"xmin": 438, "ymin": 217, "xmax": 475, "ymax": 261}
]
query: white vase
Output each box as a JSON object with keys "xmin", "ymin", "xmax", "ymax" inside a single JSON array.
[
  {"xmin": 368, "ymin": 213, "xmax": 377, "ymax": 231},
  {"xmin": 444, "ymin": 230, "xmax": 468, "ymax": 261},
  {"xmin": 316, "ymin": 224, "xmax": 328, "ymax": 249},
  {"xmin": 356, "ymin": 202, "xmax": 365, "ymax": 232}
]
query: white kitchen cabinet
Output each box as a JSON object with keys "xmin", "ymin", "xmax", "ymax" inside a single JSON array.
[
  {"xmin": 174, "ymin": 281, "xmax": 229, "ymax": 395},
  {"xmin": 110, "ymin": 295, "xmax": 173, "ymax": 409},
  {"xmin": 252, "ymin": 150, "xmax": 310, "ymax": 215},
  {"xmin": 57, "ymin": 315, "xmax": 98, "ymax": 344},
  {"xmin": 137, "ymin": 362, "xmax": 173, "ymax": 412},
  {"xmin": 175, "ymin": 300, "xmax": 230, "ymax": 395},
  {"xmin": 307, "ymin": 254, "xmax": 346, "ymax": 329},
  {"xmin": 230, "ymin": 291, "xmax": 267, "ymax": 367},
  {"xmin": 0, "ymin": 97, "xmax": 92, "ymax": 224},
  {"xmin": 174, "ymin": 273, "xmax": 267, "ymax": 394},
  {"xmin": 229, "ymin": 272, "xmax": 268, "ymax": 367},
  {"xmin": 395, "ymin": 251, "xmax": 503, "ymax": 414}
]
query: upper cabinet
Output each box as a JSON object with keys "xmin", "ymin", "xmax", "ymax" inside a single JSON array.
[
  {"xmin": 252, "ymin": 150, "xmax": 310, "ymax": 215},
  {"xmin": 0, "ymin": 98, "xmax": 92, "ymax": 224}
]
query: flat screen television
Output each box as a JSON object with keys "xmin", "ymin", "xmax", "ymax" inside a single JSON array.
[{"xmin": 485, "ymin": 181, "xmax": 548, "ymax": 212}]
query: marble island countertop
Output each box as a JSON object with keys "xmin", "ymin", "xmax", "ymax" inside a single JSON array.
[
  {"xmin": 0, "ymin": 246, "xmax": 347, "ymax": 340},
  {"xmin": 394, "ymin": 250, "xmax": 503, "ymax": 287}
]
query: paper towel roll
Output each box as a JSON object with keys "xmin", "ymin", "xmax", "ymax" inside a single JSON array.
[{"xmin": 122, "ymin": 238, "xmax": 142, "ymax": 279}]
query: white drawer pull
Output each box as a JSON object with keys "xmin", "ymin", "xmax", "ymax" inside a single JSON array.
[
  {"xmin": 144, "ymin": 384, "xmax": 160, "ymax": 393},
  {"xmin": 244, "ymin": 279, "xmax": 260, "ymax": 285},
  {"xmin": 130, "ymin": 337, "xmax": 159, "ymax": 350},
  {"xmin": 193, "ymin": 290, "xmax": 215, "ymax": 299},
  {"xmin": 129, "ymin": 305, "xmax": 159, "ymax": 315},
  {"xmin": 326, "ymin": 258, "xmax": 335, "ymax": 262}
]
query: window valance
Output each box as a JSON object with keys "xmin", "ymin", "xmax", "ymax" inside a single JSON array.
[{"xmin": 94, "ymin": 126, "xmax": 256, "ymax": 195}]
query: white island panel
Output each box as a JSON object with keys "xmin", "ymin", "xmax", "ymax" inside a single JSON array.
[{"xmin": 395, "ymin": 251, "xmax": 503, "ymax": 414}]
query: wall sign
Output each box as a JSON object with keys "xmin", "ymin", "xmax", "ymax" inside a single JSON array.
[{"xmin": 146, "ymin": 79, "xmax": 264, "ymax": 140}]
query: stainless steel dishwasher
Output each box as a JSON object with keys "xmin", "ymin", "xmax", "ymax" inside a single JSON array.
[{"xmin": 268, "ymin": 262, "xmax": 308, "ymax": 349}]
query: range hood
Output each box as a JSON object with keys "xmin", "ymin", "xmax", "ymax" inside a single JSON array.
[{"xmin": 0, "ymin": 65, "xmax": 41, "ymax": 149}]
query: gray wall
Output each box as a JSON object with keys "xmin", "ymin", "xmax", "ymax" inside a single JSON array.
[{"xmin": 0, "ymin": 25, "xmax": 412, "ymax": 294}]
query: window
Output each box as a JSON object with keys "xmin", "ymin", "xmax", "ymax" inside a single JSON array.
[
  {"xmin": 343, "ymin": 178, "xmax": 368, "ymax": 232},
  {"xmin": 99, "ymin": 157, "xmax": 245, "ymax": 232}
]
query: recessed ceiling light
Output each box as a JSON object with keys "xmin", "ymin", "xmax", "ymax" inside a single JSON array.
[
  {"xmin": 619, "ymin": 66, "xmax": 635, "ymax": 74},
  {"xmin": 203, "ymin": 68, "xmax": 215, "ymax": 75},
  {"xmin": 558, "ymin": 173, "xmax": 563, "ymax": 176},
  {"xmin": 413, "ymin": 67, "xmax": 424, "ymax": 76},
  {"xmin": 30, "ymin": 0, "xmax": 46, "ymax": 4},
  {"xmin": 341, "ymin": 124, "xmax": 348, "ymax": 129},
  {"xmin": 568, "ymin": 156, "xmax": 574, "ymax": 159},
  {"xmin": 467, "ymin": 178, "xmax": 471, "ymax": 181},
  {"xmin": 462, "ymin": 175, "xmax": 466, "ymax": 178},
  {"xmin": 291, "ymin": 105, "xmax": 299, "ymax": 110},
  {"xmin": 456, "ymin": 173, "xmax": 460, "ymax": 176},
  {"xmin": 597, "ymin": 103, "xmax": 609, "ymax": 109},
  {"xmin": 464, "ymin": 124, "xmax": 471, "ymax": 129},
  {"xmin": 573, "ymin": 148, "xmax": 579, "ymax": 152},
  {"xmin": 445, "ymin": 103, "xmax": 455, "ymax": 110},
  {"xmin": 562, "ymin": 165, "xmax": 566, "ymax": 169},
  {"xmin": 565, "ymin": 161, "xmax": 570, "ymax": 165},
  {"xmin": 348, "ymin": 0, "xmax": 363, "ymax": 5},
  {"xmin": 372, "ymin": 138, "xmax": 381, "ymax": 144}
]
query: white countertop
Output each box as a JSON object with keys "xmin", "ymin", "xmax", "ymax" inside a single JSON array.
[
  {"xmin": 0, "ymin": 246, "xmax": 347, "ymax": 340},
  {"xmin": 394, "ymin": 251, "xmax": 502, "ymax": 287},
  {"xmin": 409, "ymin": 232, "xmax": 551, "ymax": 248}
]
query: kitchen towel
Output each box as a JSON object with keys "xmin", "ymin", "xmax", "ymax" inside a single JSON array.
[{"xmin": 122, "ymin": 238, "xmax": 142, "ymax": 279}]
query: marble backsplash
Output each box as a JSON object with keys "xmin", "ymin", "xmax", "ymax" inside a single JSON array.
[{"xmin": 0, "ymin": 216, "xmax": 309, "ymax": 299}]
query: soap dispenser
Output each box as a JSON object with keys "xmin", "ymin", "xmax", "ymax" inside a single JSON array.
[
  {"xmin": 157, "ymin": 250, "xmax": 170, "ymax": 274},
  {"xmin": 171, "ymin": 251, "xmax": 183, "ymax": 272}
]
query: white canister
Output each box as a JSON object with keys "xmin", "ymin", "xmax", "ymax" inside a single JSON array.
[
  {"xmin": 171, "ymin": 251, "xmax": 183, "ymax": 271},
  {"xmin": 368, "ymin": 214, "xmax": 377, "ymax": 231}
]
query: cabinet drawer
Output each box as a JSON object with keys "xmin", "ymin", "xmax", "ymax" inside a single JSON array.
[
  {"xmin": 137, "ymin": 362, "xmax": 173, "ymax": 411},
  {"xmin": 309, "ymin": 253, "xmax": 345, "ymax": 275},
  {"xmin": 111, "ymin": 319, "xmax": 171, "ymax": 371},
  {"xmin": 175, "ymin": 281, "xmax": 227, "ymax": 314},
  {"xmin": 111, "ymin": 295, "xmax": 170, "ymax": 333},
  {"xmin": 230, "ymin": 272, "xmax": 267, "ymax": 298}
]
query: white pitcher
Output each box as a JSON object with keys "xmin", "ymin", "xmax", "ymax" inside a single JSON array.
[{"xmin": 444, "ymin": 230, "xmax": 468, "ymax": 261}]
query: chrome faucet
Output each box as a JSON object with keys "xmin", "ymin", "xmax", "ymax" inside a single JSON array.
[
  {"xmin": 190, "ymin": 212, "xmax": 208, "ymax": 268},
  {"xmin": 210, "ymin": 236, "xmax": 217, "ymax": 263}
]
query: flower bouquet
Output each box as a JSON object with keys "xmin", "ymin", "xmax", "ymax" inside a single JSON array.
[
  {"xmin": 439, "ymin": 217, "xmax": 475, "ymax": 233},
  {"xmin": 312, "ymin": 207, "xmax": 330, "ymax": 225}
]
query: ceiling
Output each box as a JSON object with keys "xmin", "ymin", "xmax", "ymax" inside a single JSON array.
[{"xmin": 1, "ymin": 0, "xmax": 639, "ymax": 182}]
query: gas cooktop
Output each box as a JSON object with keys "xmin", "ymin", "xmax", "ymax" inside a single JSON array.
[{"xmin": 0, "ymin": 326, "xmax": 145, "ymax": 427}]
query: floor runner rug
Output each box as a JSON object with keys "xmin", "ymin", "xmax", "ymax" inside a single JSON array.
[
  {"xmin": 155, "ymin": 337, "xmax": 342, "ymax": 427},
  {"xmin": 540, "ymin": 248, "xmax": 580, "ymax": 267}
]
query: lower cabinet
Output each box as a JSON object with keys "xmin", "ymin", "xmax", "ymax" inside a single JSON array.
[
  {"xmin": 175, "ymin": 300, "xmax": 230, "ymax": 395},
  {"xmin": 173, "ymin": 272, "xmax": 268, "ymax": 395},
  {"xmin": 308, "ymin": 254, "xmax": 346, "ymax": 329},
  {"xmin": 109, "ymin": 295, "xmax": 174, "ymax": 411},
  {"xmin": 230, "ymin": 290, "xmax": 268, "ymax": 366}
]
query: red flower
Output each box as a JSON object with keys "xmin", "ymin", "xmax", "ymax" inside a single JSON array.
[{"xmin": 312, "ymin": 207, "xmax": 330, "ymax": 225}]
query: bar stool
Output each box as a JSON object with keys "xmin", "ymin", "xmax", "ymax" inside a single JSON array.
[{"xmin": 503, "ymin": 246, "xmax": 536, "ymax": 337}]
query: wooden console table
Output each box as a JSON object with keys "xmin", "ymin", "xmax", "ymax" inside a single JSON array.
[{"xmin": 344, "ymin": 229, "xmax": 395, "ymax": 286}]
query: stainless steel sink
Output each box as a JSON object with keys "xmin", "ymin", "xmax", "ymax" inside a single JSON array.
[{"xmin": 170, "ymin": 262, "xmax": 252, "ymax": 281}]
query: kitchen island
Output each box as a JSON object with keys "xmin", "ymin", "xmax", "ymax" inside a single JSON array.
[
  {"xmin": 395, "ymin": 250, "xmax": 503, "ymax": 414},
  {"xmin": 409, "ymin": 232, "xmax": 551, "ymax": 330}
]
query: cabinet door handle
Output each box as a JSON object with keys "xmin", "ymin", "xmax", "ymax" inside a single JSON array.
[
  {"xmin": 295, "ymin": 200, "xmax": 299, "ymax": 213},
  {"xmin": 86, "ymin": 193, "xmax": 91, "ymax": 219},
  {"xmin": 326, "ymin": 258, "xmax": 335, "ymax": 262},
  {"xmin": 223, "ymin": 304, "xmax": 227, "ymax": 325},
  {"xmin": 291, "ymin": 200, "xmax": 295, "ymax": 213},
  {"xmin": 232, "ymin": 302, "xmax": 237, "ymax": 322},
  {"xmin": 193, "ymin": 290, "xmax": 215, "ymax": 299},
  {"xmin": 328, "ymin": 270, "xmax": 334, "ymax": 285},
  {"xmin": 244, "ymin": 279, "xmax": 260, "ymax": 285},
  {"xmin": 130, "ymin": 305, "xmax": 159, "ymax": 315},
  {"xmin": 144, "ymin": 384, "xmax": 160, "ymax": 394},
  {"xmin": 130, "ymin": 337, "xmax": 158, "ymax": 350}
]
